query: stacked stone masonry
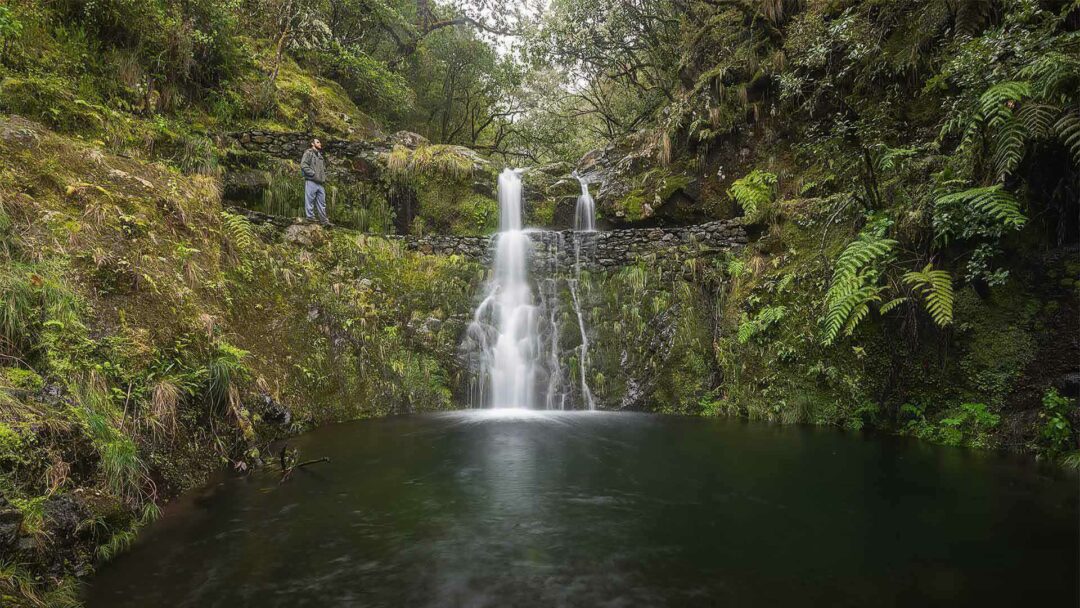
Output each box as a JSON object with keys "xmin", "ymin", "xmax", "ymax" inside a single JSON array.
[
  {"xmin": 229, "ymin": 130, "xmax": 391, "ymax": 161},
  {"xmin": 233, "ymin": 212, "xmax": 746, "ymax": 272},
  {"xmin": 390, "ymin": 219, "xmax": 746, "ymax": 271}
]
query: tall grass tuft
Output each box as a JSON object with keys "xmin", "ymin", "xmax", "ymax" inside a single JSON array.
[
  {"xmin": 206, "ymin": 341, "xmax": 249, "ymax": 415},
  {"xmin": 70, "ymin": 375, "xmax": 148, "ymax": 503}
]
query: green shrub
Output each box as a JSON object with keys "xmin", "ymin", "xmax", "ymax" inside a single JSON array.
[
  {"xmin": 1039, "ymin": 388, "xmax": 1075, "ymax": 457},
  {"xmin": 902, "ymin": 402, "xmax": 1001, "ymax": 448}
]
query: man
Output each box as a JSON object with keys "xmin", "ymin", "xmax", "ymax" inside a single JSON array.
[{"xmin": 300, "ymin": 138, "xmax": 330, "ymax": 225}]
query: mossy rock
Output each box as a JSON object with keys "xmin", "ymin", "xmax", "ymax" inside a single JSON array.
[
  {"xmin": 0, "ymin": 421, "xmax": 30, "ymax": 466},
  {"xmin": 0, "ymin": 368, "xmax": 44, "ymax": 392}
]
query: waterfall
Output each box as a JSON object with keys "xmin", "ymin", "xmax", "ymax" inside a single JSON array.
[
  {"xmin": 462, "ymin": 170, "xmax": 600, "ymax": 410},
  {"xmin": 570, "ymin": 175, "xmax": 597, "ymax": 410},
  {"xmin": 574, "ymin": 174, "xmax": 597, "ymax": 232},
  {"xmin": 467, "ymin": 169, "xmax": 540, "ymax": 409}
]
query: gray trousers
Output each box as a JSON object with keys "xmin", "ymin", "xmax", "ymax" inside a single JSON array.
[{"xmin": 304, "ymin": 181, "xmax": 328, "ymax": 222}]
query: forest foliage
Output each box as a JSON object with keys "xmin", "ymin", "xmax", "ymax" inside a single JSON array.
[{"xmin": 0, "ymin": 1, "xmax": 1078, "ymax": 604}]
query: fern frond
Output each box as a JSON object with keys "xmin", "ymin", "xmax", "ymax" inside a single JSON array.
[
  {"xmin": 977, "ymin": 81, "xmax": 1030, "ymax": 129},
  {"xmin": 831, "ymin": 234, "xmax": 897, "ymax": 288},
  {"xmin": 991, "ymin": 114, "xmax": 1027, "ymax": 179},
  {"xmin": 934, "ymin": 186, "xmax": 1026, "ymax": 229},
  {"xmin": 1054, "ymin": 109, "xmax": 1080, "ymax": 167},
  {"xmin": 820, "ymin": 228, "xmax": 902, "ymax": 345},
  {"xmin": 879, "ymin": 297, "xmax": 907, "ymax": 314},
  {"xmin": 727, "ymin": 170, "xmax": 777, "ymax": 223},
  {"xmin": 822, "ymin": 281, "xmax": 884, "ymax": 344},
  {"xmin": 842, "ymin": 299, "xmax": 873, "ymax": 337},
  {"xmin": 221, "ymin": 212, "xmax": 257, "ymax": 252},
  {"xmin": 1020, "ymin": 52, "xmax": 1080, "ymax": 102},
  {"xmin": 1018, "ymin": 103, "xmax": 1058, "ymax": 138},
  {"xmin": 903, "ymin": 264, "xmax": 954, "ymax": 327}
]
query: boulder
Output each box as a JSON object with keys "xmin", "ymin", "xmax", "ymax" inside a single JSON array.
[
  {"xmin": 284, "ymin": 222, "xmax": 327, "ymax": 247},
  {"xmin": 389, "ymin": 131, "xmax": 429, "ymax": 149},
  {"xmin": 0, "ymin": 115, "xmax": 42, "ymax": 148},
  {"xmin": 257, "ymin": 393, "xmax": 292, "ymax": 426}
]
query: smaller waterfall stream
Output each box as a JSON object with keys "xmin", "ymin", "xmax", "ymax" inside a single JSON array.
[
  {"xmin": 571, "ymin": 175, "xmax": 597, "ymax": 410},
  {"xmin": 574, "ymin": 173, "xmax": 597, "ymax": 232}
]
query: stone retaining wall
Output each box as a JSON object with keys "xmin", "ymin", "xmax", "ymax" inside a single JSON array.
[
  {"xmin": 233, "ymin": 211, "xmax": 746, "ymax": 272},
  {"xmin": 228, "ymin": 130, "xmax": 395, "ymax": 162},
  {"xmin": 392, "ymin": 219, "xmax": 746, "ymax": 271}
]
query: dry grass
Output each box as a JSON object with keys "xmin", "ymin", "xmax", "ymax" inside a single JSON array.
[{"xmin": 148, "ymin": 378, "xmax": 181, "ymax": 441}]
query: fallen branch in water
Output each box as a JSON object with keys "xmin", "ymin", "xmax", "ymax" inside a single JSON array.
[{"xmin": 279, "ymin": 442, "xmax": 330, "ymax": 482}]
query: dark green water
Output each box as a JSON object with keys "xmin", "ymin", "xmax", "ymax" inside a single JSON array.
[{"xmin": 86, "ymin": 411, "xmax": 1078, "ymax": 607}]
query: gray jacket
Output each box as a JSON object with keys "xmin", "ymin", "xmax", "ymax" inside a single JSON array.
[{"xmin": 301, "ymin": 148, "xmax": 326, "ymax": 184}]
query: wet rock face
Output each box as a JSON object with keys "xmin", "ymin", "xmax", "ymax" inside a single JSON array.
[
  {"xmin": 232, "ymin": 130, "xmax": 385, "ymax": 161},
  {"xmin": 27, "ymin": 494, "xmax": 94, "ymax": 578},
  {"xmin": 257, "ymin": 394, "xmax": 292, "ymax": 427},
  {"xmin": 0, "ymin": 493, "xmax": 23, "ymax": 557},
  {"xmin": 0, "ymin": 115, "xmax": 43, "ymax": 148},
  {"xmin": 227, "ymin": 129, "xmax": 438, "ymax": 181},
  {"xmin": 574, "ymin": 144, "xmax": 704, "ymax": 226},
  {"xmin": 223, "ymin": 170, "xmax": 272, "ymax": 204}
]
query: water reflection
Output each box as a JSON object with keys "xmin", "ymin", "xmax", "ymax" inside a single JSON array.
[{"xmin": 86, "ymin": 412, "xmax": 1079, "ymax": 607}]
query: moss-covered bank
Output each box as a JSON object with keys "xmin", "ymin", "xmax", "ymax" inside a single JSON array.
[{"xmin": 0, "ymin": 117, "xmax": 481, "ymax": 605}]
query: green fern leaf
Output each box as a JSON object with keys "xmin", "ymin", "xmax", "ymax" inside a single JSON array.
[
  {"xmin": 727, "ymin": 170, "xmax": 777, "ymax": 223},
  {"xmin": 879, "ymin": 297, "xmax": 907, "ymax": 314},
  {"xmin": 992, "ymin": 115, "xmax": 1027, "ymax": 179},
  {"xmin": 1020, "ymin": 52, "xmax": 1080, "ymax": 102},
  {"xmin": 221, "ymin": 212, "xmax": 257, "ymax": 252},
  {"xmin": 1055, "ymin": 110, "xmax": 1080, "ymax": 166},
  {"xmin": 821, "ymin": 232, "xmax": 898, "ymax": 345},
  {"xmin": 977, "ymin": 81, "xmax": 1030, "ymax": 129},
  {"xmin": 1018, "ymin": 103, "xmax": 1057, "ymax": 138},
  {"xmin": 934, "ymin": 186, "xmax": 1026, "ymax": 229},
  {"xmin": 903, "ymin": 264, "xmax": 954, "ymax": 327}
]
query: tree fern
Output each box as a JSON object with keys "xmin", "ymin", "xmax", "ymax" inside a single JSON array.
[
  {"xmin": 903, "ymin": 263, "xmax": 954, "ymax": 327},
  {"xmin": 727, "ymin": 169, "xmax": 777, "ymax": 223}
]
